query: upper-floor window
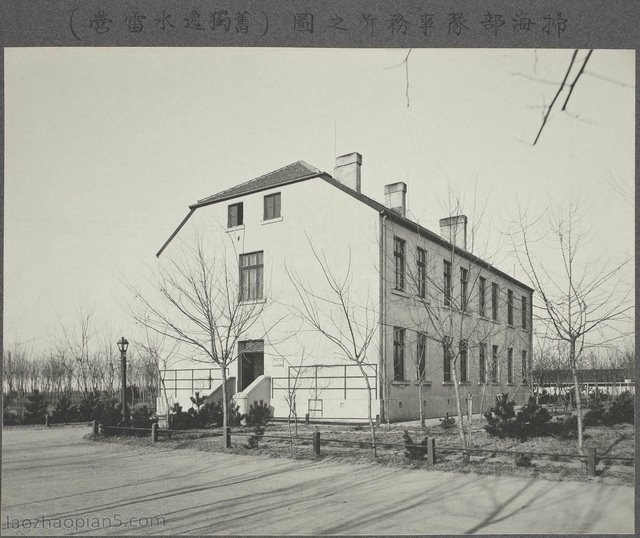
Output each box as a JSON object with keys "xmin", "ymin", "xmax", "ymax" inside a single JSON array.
[
  {"xmin": 416, "ymin": 248, "xmax": 427, "ymax": 298},
  {"xmin": 507, "ymin": 289, "xmax": 514, "ymax": 326},
  {"xmin": 228, "ymin": 202, "xmax": 243, "ymax": 228},
  {"xmin": 478, "ymin": 276, "xmax": 486, "ymax": 317},
  {"xmin": 394, "ymin": 237, "xmax": 406, "ymax": 291},
  {"xmin": 491, "ymin": 282, "xmax": 499, "ymax": 321},
  {"xmin": 443, "ymin": 260, "xmax": 452, "ymax": 306},
  {"xmin": 417, "ymin": 332, "xmax": 427, "ymax": 380},
  {"xmin": 263, "ymin": 193, "xmax": 281, "ymax": 220},
  {"xmin": 521, "ymin": 295, "xmax": 529, "ymax": 330},
  {"xmin": 460, "ymin": 268, "xmax": 469, "ymax": 311},
  {"xmin": 393, "ymin": 327, "xmax": 405, "ymax": 381},
  {"xmin": 239, "ymin": 251, "xmax": 264, "ymax": 301},
  {"xmin": 459, "ymin": 340, "xmax": 468, "ymax": 383}
]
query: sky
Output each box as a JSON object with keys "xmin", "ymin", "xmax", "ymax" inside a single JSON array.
[{"xmin": 4, "ymin": 47, "xmax": 635, "ymax": 355}]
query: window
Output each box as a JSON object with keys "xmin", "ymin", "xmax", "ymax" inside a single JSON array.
[
  {"xmin": 443, "ymin": 260, "xmax": 452, "ymax": 306},
  {"xmin": 491, "ymin": 345, "xmax": 499, "ymax": 382},
  {"xmin": 521, "ymin": 350, "xmax": 528, "ymax": 382},
  {"xmin": 239, "ymin": 251, "xmax": 264, "ymax": 301},
  {"xmin": 227, "ymin": 202, "xmax": 243, "ymax": 228},
  {"xmin": 491, "ymin": 282, "xmax": 499, "ymax": 321},
  {"xmin": 521, "ymin": 295, "xmax": 528, "ymax": 330},
  {"xmin": 417, "ymin": 333, "xmax": 427, "ymax": 380},
  {"xmin": 263, "ymin": 193, "xmax": 281, "ymax": 220},
  {"xmin": 507, "ymin": 348, "xmax": 514, "ymax": 384},
  {"xmin": 479, "ymin": 343, "xmax": 487, "ymax": 383},
  {"xmin": 478, "ymin": 277, "xmax": 486, "ymax": 317},
  {"xmin": 416, "ymin": 248, "xmax": 427, "ymax": 298},
  {"xmin": 443, "ymin": 337, "xmax": 452, "ymax": 382},
  {"xmin": 459, "ymin": 340, "xmax": 468, "ymax": 383},
  {"xmin": 394, "ymin": 237, "xmax": 405, "ymax": 291},
  {"xmin": 393, "ymin": 327, "xmax": 405, "ymax": 381},
  {"xmin": 507, "ymin": 290, "xmax": 514, "ymax": 325},
  {"xmin": 460, "ymin": 268, "xmax": 469, "ymax": 311}
]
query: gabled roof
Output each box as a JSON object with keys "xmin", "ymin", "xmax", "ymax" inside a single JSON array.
[
  {"xmin": 156, "ymin": 159, "xmax": 534, "ymax": 292},
  {"xmin": 192, "ymin": 161, "xmax": 322, "ymax": 208}
]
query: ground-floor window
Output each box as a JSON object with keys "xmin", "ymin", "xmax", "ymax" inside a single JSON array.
[
  {"xmin": 393, "ymin": 327, "xmax": 405, "ymax": 381},
  {"xmin": 491, "ymin": 345, "xmax": 499, "ymax": 382},
  {"xmin": 443, "ymin": 338, "xmax": 452, "ymax": 382}
]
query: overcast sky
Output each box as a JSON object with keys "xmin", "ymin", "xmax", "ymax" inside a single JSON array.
[{"xmin": 4, "ymin": 47, "xmax": 634, "ymax": 354}]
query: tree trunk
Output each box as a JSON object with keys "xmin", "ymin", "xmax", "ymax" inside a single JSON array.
[
  {"xmin": 449, "ymin": 360, "xmax": 468, "ymax": 448},
  {"xmin": 570, "ymin": 340, "xmax": 584, "ymax": 454},
  {"xmin": 418, "ymin": 381, "xmax": 425, "ymax": 428},
  {"xmin": 221, "ymin": 366, "xmax": 229, "ymax": 432},
  {"xmin": 358, "ymin": 363, "xmax": 377, "ymax": 456}
]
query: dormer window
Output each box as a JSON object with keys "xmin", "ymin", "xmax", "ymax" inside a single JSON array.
[
  {"xmin": 264, "ymin": 193, "xmax": 281, "ymax": 220},
  {"xmin": 228, "ymin": 202, "xmax": 243, "ymax": 228}
]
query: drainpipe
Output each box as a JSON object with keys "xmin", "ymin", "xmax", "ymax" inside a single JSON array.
[{"xmin": 378, "ymin": 212, "xmax": 387, "ymax": 420}]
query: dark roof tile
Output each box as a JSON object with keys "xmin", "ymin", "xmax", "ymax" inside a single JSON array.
[{"xmin": 193, "ymin": 160, "xmax": 321, "ymax": 207}]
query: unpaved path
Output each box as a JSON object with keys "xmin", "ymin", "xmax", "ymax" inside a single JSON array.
[{"xmin": 1, "ymin": 426, "xmax": 634, "ymax": 535}]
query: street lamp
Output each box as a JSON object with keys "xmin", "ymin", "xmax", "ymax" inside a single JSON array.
[{"xmin": 118, "ymin": 337, "xmax": 129, "ymax": 424}]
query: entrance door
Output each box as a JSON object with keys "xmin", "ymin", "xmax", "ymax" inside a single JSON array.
[{"xmin": 238, "ymin": 340, "xmax": 264, "ymax": 392}]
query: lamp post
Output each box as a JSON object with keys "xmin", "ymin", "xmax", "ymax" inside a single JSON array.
[{"xmin": 118, "ymin": 337, "xmax": 129, "ymax": 424}]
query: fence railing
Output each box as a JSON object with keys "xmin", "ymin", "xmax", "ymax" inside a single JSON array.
[{"xmin": 93, "ymin": 421, "xmax": 632, "ymax": 478}]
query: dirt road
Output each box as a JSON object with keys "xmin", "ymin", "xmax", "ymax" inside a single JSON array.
[{"xmin": 1, "ymin": 426, "xmax": 634, "ymax": 535}]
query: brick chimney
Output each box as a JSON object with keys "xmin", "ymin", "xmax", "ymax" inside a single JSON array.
[
  {"xmin": 439, "ymin": 215, "xmax": 468, "ymax": 250},
  {"xmin": 335, "ymin": 152, "xmax": 362, "ymax": 193},
  {"xmin": 384, "ymin": 182, "xmax": 407, "ymax": 216}
]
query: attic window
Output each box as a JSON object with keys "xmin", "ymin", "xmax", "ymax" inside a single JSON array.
[
  {"xmin": 264, "ymin": 193, "xmax": 281, "ymax": 220},
  {"xmin": 228, "ymin": 202, "xmax": 243, "ymax": 228}
]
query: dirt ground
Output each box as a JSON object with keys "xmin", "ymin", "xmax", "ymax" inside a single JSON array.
[{"xmin": 1, "ymin": 424, "xmax": 634, "ymax": 535}]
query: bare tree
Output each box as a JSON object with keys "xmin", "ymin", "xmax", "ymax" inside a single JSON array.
[
  {"xmin": 509, "ymin": 198, "xmax": 632, "ymax": 452},
  {"xmin": 287, "ymin": 238, "xmax": 379, "ymax": 454},
  {"xmin": 134, "ymin": 327, "xmax": 180, "ymax": 420},
  {"xmin": 129, "ymin": 236, "xmax": 271, "ymax": 431},
  {"xmin": 57, "ymin": 302, "xmax": 97, "ymax": 396}
]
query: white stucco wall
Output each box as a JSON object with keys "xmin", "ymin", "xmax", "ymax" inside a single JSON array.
[{"xmin": 161, "ymin": 176, "xmax": 382, "ymax": 419}]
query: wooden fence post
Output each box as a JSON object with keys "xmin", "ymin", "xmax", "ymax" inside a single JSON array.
[
  {"xmin": 45, "ymin": 414, "xmax": 50, "ymax": 427},
  {"xmin": 92, "ymin": 420, "xmax": 99, "ymax": 435},
  {"xmin": 427, "ymin": 438, "xmax": 436, "ymax": 465},
  {"xmin": 313, "ymin": 431, "xmax": 321, "ymax": 456},
  {"xmin": 224, "ymin": 427, "xmax": 231, "ymax": 449},
  {"xmin": 587, "ymin": 447, "xmax": 597, "ymax": 477},
  {"xmin": 151, "ymin": 423, "xmax": 158, "ymax": 443}
]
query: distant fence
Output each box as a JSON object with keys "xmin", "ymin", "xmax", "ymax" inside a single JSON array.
[{"xmin": 93, "ymin": 421, "xmax": 632, "ymax": 478}]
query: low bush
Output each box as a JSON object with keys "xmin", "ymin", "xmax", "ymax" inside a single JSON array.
[
  {"xmin": 439, "ymin": 413, "xmax": 456, "ymax": 429},
  {"xmin": 131, "ymin": 405, "xmax": 156, "ymax": 429},
  {"xmin": 402, "ymin": 430, "xmax": 429, "ymax": 460},
  {"xmin": 583, "ymin": 399, "xmax": 607, "ymax": 427},
  {"xmin": 52, "ymin": 395, "xmax": 79, "ymax": 423},
  {"xmin": 23, "ymin": 390, "xmax": 47, "ymax": 424},
  {"xmin": 245, "ymin": 400, "xmax": 271, "ymax": 449},
  {"xmin": 485, "ymin": 394, "xmax": 556, "ymax": 441},
  {"xmin": 605, "ymin": 393, "xmax": 634, "ymax": 425}
]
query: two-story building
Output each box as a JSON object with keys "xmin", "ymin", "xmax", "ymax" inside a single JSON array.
[{"xmin": 157, "ymin": 152, "xmax": 533, "ymax": 421}]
